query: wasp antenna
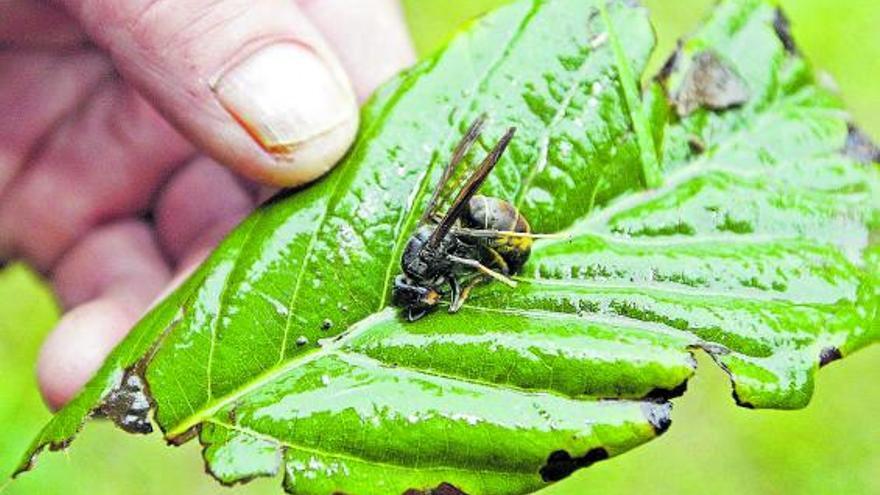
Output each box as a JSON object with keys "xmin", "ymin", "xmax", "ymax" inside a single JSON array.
[
  {"xmin": 452, "ymin": 228, "xmax": 571, "ymax": 240},
  {"xmin": 516, "ymin": 232, "xmax": 571, "ymax": 240},
  {"xmin": 499, "ymin": 231, "xmax": 569, "ymax": 240}
]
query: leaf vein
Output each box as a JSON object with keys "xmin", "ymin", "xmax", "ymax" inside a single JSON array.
[{"xmin": 206, "ymin": 419, "xmax": 536, "ymax": 476}]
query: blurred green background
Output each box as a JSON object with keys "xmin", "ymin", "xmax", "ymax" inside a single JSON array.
[{"xmin": 2, "ymin": 1, "xmax": 878, "ymax": 494}]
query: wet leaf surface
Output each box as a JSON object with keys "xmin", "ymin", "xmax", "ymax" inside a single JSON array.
[{"xmin": 17, "ymin": 0, "xmax": 880, "ymax": 494}]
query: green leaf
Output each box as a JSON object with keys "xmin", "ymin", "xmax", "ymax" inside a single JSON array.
[{"xmin": 17, "ymin": 0, "xmax": 880, "ymax": 494}]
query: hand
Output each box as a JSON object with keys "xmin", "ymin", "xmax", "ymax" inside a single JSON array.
[{"xmin": 0, "ymin": 0, "xmax": 415, "ymax": 409}]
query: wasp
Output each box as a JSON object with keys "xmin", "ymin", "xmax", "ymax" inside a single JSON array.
[{"xmin": 392, "ymin": 115, "xmax": 545, "ymax": 321}]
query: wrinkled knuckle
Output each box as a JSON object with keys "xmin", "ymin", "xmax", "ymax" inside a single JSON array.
[
  {"xmin": 79, "ymin": 0, "xmax": 244, "ymax": 59},
  {"xmin": 75, "ymin": 0, "xmax": 129, "ymax": 26}
]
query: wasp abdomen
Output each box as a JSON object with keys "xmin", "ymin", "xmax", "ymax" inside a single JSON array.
[
  {"xmin": 464, "ymin": 195, "xmax": 532, "ymax": 273},
  {"xmin": 465, "ymin": 195, "xmax": 529, "ymax": 232}
]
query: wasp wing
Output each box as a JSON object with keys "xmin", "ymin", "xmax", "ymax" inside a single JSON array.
[
  {"xmin": 427, "ymin": 127, "xmax": 516, "ymax": 249},
  {"xmin": 419, "ymin": 115, "xmax": 487, "ymax": 224}
]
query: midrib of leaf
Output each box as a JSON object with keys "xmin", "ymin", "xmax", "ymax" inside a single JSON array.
[
  {"xmin": 171, "ymin": 290, "xmax": 641, "ymax": 440},
  {"xmin": 166, "ymin": 309, "xmax": 395, "ymax": 438},
  {"xmin": 598, "ymin": 3, "xmax": 662, "ymax": 189},
  {"xmin": 377, "ymin": 3, "xmax": 539, "ymax": 308}
]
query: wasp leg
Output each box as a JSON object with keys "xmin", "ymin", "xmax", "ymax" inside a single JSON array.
[
  {"xmin": 485, "ymin": 247, "xmax": 510, "ymax": 275},
  {"xmin": 447, "ymin": 276, "xmax": 462, "ymax": 311},
  {"xmin": 447, "ymin": 255, "xmax": 517, "ymax": 288},
  {"xmin": 449, "ymin": 277, "xmax": 483, "ymax": 313},
  {"xmin": 407, "ymin": 307, "xmax": 428, "ymax": 322}
]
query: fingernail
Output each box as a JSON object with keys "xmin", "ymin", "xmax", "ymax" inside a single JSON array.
[{"xmin": 212, "ymin": 42, "xmax": 357, "ymax": 156}]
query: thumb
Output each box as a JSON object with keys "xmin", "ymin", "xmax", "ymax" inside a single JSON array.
[{"xmin": 61, "ymin": 0, "xmax": 359, "ymax": 186}]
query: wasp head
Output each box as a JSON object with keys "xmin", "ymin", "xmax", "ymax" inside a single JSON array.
[{"xmin": 391, "ymin": 275, "xmax": 442, "ymax": 321}]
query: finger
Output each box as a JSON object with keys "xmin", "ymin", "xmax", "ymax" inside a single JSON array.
[
  {"xmin": 37, "ymin": 298, "xmax": 138, "ymax": 410},
  {"xmin": 52, "ymin": 220, "xmax": 171, "ymax": 310},
  {"xmin": 0, "ymin": 0, "xmax": 85, "ymax": 47},
  {"xmin": 155, "ymin": 156, "xmax": 253, "ymax": 264},
  {"xmin": 298, "ymin": 0, "xmax": 415, "ymax": 100},
  {"xmin": 256, "ymin": 185, "xmax": 281, "ymax": 205},
  {"xmin": 0, "ymin": 81, "xmax": 193, "ymax": 270},
  {"xmin": 0, "ymin": 49, "xmax": 110, "ymax": 194},
  {"xmin": 39, "ymin": 220, "xmax": 170, "ymax": 409},
  {"xmin": 60, "ymin": 0, "xmax": 359, "ymax": 187}
]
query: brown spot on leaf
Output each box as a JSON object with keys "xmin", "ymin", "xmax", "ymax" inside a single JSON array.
[
  {"xmin": 773, "ymin": 9, "xmax": 798, "ymax": 54},
  {"xmin": 539, "ymin": 448, "xmax": 609, "ymax": 482},
  {"xmin": 845, "ymin": 124, "xmax": 880, "ymax": 164},
  {"xmin": 819, "ymin": 346, "xmax": 843, "ymax": 367},
  {"xmin": 95, "ymin": 371, "xmax": 153, "ymax": 434},
  {"xmin": 674, "ymin": 51, "xmax": 750, "ymax": 116},
  {"xmin": 403, "ymin": 482, "xmax": 468, "ymax": 495}
]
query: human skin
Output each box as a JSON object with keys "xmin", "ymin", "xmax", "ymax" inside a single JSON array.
[{"xmin": 0, "ymin": 0, "xmax": 415, "ymax": 410}]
